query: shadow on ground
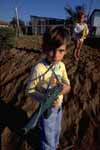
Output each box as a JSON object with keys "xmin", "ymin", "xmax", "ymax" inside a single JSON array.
[
  {"xmin": 85, "ymin": 37, "xmax": 100, "ymax": 49},
  {"xmin": 0, "ymin": 98, "xmax": 40, "ymax": 150}
]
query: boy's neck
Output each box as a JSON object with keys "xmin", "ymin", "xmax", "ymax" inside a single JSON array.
[{"xmin": 45, "ymin": 58, "xmax": 59, "ymax": 66}]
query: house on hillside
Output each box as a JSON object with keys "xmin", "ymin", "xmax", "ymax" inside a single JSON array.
[
  {"xmin": 89, "ymin": 9, "xmax": 100, "ymax": 37},
  {"xmin": 0, "ymin": 20, "xmax": 9, "ymax": 28},
  {"xmin": 26, "ymin": 16, "xmax": 65, "ymax": 35}
]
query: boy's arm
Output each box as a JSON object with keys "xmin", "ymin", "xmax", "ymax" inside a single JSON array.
[
  {"xmin": 26, "ymin": 66, "xmax": 44, "ymax": 102},
  {"xmin": 59, "ymin": 63, "xmax": 71, "ymax": 94},
  {"xmin": 53, "ymin": 67, "xmax": 71, "ymax": 108},
  {"xmin": 59, "ymin": 82, "xmax": 71, "ymax": 95}
]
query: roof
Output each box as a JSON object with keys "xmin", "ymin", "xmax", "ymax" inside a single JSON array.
[
  {"xmin": 30, "ymin": 15, "xmax": 65, "ymax": 21},
  {"xmin": 89, "ymin": 9, "xmax": 100, "ymax": 24},
  {"xmin": 90, "ymin": 9, "xmax": 100, "ymax": 17}
]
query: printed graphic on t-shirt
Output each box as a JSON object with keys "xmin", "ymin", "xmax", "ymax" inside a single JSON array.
[{"xmin": 49, "ymin": 74, "xmax": 61, "ymax": 87}]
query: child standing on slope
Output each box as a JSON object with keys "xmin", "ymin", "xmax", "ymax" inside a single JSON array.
[
  {"xmin": 27, "ymin": 26, "xmax": 71, "ymax": 150},
  {"xmin": 73, "ymin": 11, "xmax": 89, "ymax": 60}
]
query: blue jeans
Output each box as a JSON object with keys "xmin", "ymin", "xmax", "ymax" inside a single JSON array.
[{"xmin": 39, "ymin": 106, "xmax": 62, "ymax": 150}]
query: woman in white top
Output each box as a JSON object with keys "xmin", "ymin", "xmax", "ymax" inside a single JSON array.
[{"xmin": 73, "ymin": 11, "xmax": 89, "ymax": 60}]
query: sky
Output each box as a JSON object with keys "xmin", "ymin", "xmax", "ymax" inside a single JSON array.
[{"xmin": 0, "ymin": 0, "xmax": 100, "ymax": 22}]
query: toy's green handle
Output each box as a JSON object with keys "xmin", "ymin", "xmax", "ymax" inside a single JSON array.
[{"xmin": 22, "ymin": 84, "xmax": 62, "ymax": 134}]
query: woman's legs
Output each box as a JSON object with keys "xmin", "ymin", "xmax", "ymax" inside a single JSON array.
[
  {"xmin": 77, "ymin": 39, "xmax": 84, "ymax": 57},
  {"xmin": 74, "ymin": 39, "xmax": 84, "ymax": 60}
]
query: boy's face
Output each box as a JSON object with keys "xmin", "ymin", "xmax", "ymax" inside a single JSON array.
[{"xmin": 47, "ymin": 44, "xmax": 67, "ymax": 64}]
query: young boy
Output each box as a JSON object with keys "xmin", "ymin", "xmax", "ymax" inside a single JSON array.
[
  {"xmin": 73, "ymin": 11, "xmax": 89, "ymax": 60},
  {"xmin": 27, "ymin": 26, "xmax": 71, "ymax": 150}
]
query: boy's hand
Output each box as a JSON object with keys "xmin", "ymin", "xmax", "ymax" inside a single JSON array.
[
  {"xmin": 52, "ymin": 98, "xmax": 62, "ymax": 108},
  {"xmin": 52, "ymin": 83, "xmax": 71, "ymax": 108},
  {"xmin": 60, "ymin": 83, "xmax": 71, "ymax": 95}
]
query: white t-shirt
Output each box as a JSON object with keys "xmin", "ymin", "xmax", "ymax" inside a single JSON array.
[{"xmin": 74, "ymin": 23, "xmax": 89, "ymax": 40}]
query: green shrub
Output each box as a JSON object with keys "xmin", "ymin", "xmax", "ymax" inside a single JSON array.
[{"xmin": 0, "ymin": 27, "xmax": 16, "ymax": 51}]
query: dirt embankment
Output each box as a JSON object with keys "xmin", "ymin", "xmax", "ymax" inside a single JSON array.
[{"xmin": 0, "ymin": 44, "xmax": 100, "ymax": 150}]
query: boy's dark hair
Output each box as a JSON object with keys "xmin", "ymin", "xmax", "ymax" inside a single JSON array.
[{"xmin": 42, "ymin": 26, "xmax": 70, "ymax": 52}]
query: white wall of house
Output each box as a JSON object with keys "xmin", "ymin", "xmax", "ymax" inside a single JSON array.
[
  {"xmin": 96, "ymin": 27, "xmax": 100, "ymax": 36},
  {"xmin": 91, "ymin": 11, "xmax": 100, "ymax": 36},
  {"xmin": 91, "ymin": 11, "xmax": 100, "ymax": 27}
]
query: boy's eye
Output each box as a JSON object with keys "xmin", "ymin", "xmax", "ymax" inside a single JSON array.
[{"xmin": 58, "ymin": 49, "xmax": 65, "ymax": 52}]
